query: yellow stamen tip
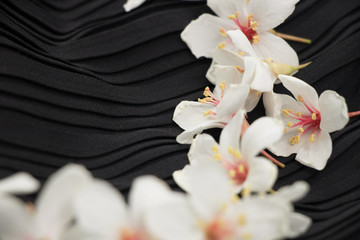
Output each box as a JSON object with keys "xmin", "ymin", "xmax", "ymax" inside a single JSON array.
[
  {"xmin": 235, "ymin": 66, "xmax": 245, "ymax": 73},
  {"xmin": 243, "ymin": 233, "xmax": 252, "ymax": 240},
  {"xmin": 289, "ymin": 135, "xmax": 301, "ymax": 145},
  {"xmin": 234, "ymin": 150, "xmax": 242, "ymax": 160},
  {"xmin": 238, "ymin": 214, "xmax": 246, "ymax": 225},
  {"xmin": 298, "ymin": 127, "xmax": 304, "ymax": 133},
  {"xmin": 282, "ymin": 109, "xmax": 290, "ymax": 117},
  {"xmin": 247, "ymin": 14, "xmax": 254, "ymax": 21},
  {"xmin": 212, "ymin": 145, "xmax": 219, "ymax": 153},
  {"xmin": 309, "ymin": 134, "xmax": 315, "ymax": 143},
  {"xmin": 197, "ymin": 98, "xmax": 206, "ymax": 103},
  {"xmin": 287, "ymin": 121, "xmax": 293, "ymax": 127},
  {"xmin": 284, "ymin": 127, "xmax": 288, "ymax": 133},
  {"xmin": 237, "ymin": 51, "xmax": 244, "ymax": 55},
  {"xmin": 241, "ymin": 186, "xmax": 251, "ymax": 198},
  {"xmin": 227, "ymin": 15, "xmax": 236, "ymax": 20},
  {"xmin": 238, "ymin": 164, "xmax": 244, "ymax": 174},
  {"xmin": 297, "ymin": 112, "xmax": 302, "ymax": 117},
  {"xmin": 252, "ymin": 35, "xmax": 260, "ymax": 43},
  {"xmin": 229, "ymin": 169, "xmax": 236, "ymax": 178},
  {"xmin": 203, "ymin": 110, "xmax": 214, "ymax": 117},
  {"xmin": 298, "ymin": 95, "xmax": 304, "ymax": 102},
  {"xmin": 218, "ymin": 42, "xmax": 226, "ymax": 49},
  {"xmin": 219, "ymin": 81, "xmax": 226, "ymax": 91},
  {"xmin": 312, "ymin": 113, "xmax": 317, "ymax": 120},
  {"xmin": 219, "ymin": 27, "xmax": 227, "ymax": 37},
  {"xmin": 256, "ymin": 91, "xmax": 262, "ymax": 98}
]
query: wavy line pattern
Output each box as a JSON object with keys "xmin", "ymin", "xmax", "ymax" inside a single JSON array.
[{"xmin": 0, "ymin": 0, "xmax": 359, "ymax": 239}]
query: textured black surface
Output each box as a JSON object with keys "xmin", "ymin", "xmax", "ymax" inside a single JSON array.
[{"xmin": 0, "ymin": 0, "xmax": 359, "ymax": 239}]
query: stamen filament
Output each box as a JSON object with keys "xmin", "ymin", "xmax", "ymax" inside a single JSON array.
[
  {"xmin": 348, "ymin": 111, "xmax": 360, "ymax": 117},
  {"xmin": 269, "ymin": 30, "xmax": 312, "ymax": 44},
  {"xmin": 260, "ymin": 150, "xmax": 285, "ymax": 168}
]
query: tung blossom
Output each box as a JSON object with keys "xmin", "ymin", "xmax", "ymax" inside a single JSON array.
[
  {"xmin": 181, "ymin": 0, "xmax": 300, "ymax": 66},
  {"xmin": 68, "ymin": 175, "xmax": 182, "ymax": 240},
  {"xmin": 264, "ymin": 75, "xmax": 349, "ymax": 170},
  {"xmin": 174, "ymin": 110, "xmax": 283, "ymax": 194},
  {"xmin": 0, "ymin": 164, "xmax": 92, "ymax": 240},
  {"xmin": 147, "ymin": 159, "xmax": 311, "ymax": 240},
  {"xmin": 173, "ymin": 82, "xmax": 250, "ymax": 144}
]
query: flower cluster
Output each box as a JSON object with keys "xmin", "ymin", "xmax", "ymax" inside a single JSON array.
[
  {"xmin": 0, "ymin": 164, "xmax": 310, "ymax": 240},
  {"xmin": 0, "ymin": 1, "xmax": 359, "ymax": 240}
]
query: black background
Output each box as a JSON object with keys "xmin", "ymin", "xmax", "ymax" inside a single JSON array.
[{"xmin": 0, "ymin": 0, "xmax": 359, "ymax": 239}]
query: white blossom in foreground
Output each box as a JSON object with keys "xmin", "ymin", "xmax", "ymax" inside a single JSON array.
[
  {"xmin": 264, "ymin": 75, "xmax": 349, "ymax": 170},
  {"xmin": 173, "ymin": 83, "xmax": 249, "ymax": 144},
  {"xmin": 208, "ymin": 30, "xmax": 310, "ymax": 94},
  {"xmin": 123, "ymin": 0, "xmax": 146, "ymax": 12},
  {"xmin": 148, "ymin": 160, "xmax": 311, "ymax": 240},
  {"xmin": 174, "ymin": 110, "xmax": 283, "ymax": 194},
  {"xmin": 181, "ymin": 0, "xmax": 299, "ymax": 66},
  {"xmin": 0, "ymin": 172, "xmax": 39, "ymax": 195},
  {"xmin": 0, "ymin": 164, "xmax": 92, "ymax": 240},
  {"xmin": 68, "ymin": 175, "xmax": 181, "ymax": 240}
]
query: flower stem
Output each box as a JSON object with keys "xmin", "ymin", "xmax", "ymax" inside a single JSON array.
[
  {"xmin": 242, "ymin": 119, "xmax": 285, "ymax": 168},
  {"xmin": 348, "ymin": 111, "xmax": 360, "ymax": 117},
  {"xmin": 269, "ymin": 30, "xmax": 312, "ymax": 44},
  {"xmin": 260, "ymin": 150, "xmax": 285, "ymax": 168}
]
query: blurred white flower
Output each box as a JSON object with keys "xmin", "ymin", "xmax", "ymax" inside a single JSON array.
[
  {"xmin": 174, "ymin": 110, "xmax": 283, "ymax": 194},
  {"xmin": 0, "ymin": 172, "xmax": 39, "ymax": 195},
  {"xmin": 123, "ymin": 0, "xmax": 146, "ymax": 12},
  {"xmin": 264, "ymin": 75, "xmax": 349, "ymax": 170},
  {"xmin": 173, "ymin": 83, "xmax": 249, "ymax": 144},
  {"xmin": 148, "ymin": 159, "xmax": 311, "ymax": 240},
  {"xmin": 181, "ymin": 0, "xmax": 300, "ymax": 66},
  {"xmin": 0, "ymin": 164, "xmax": 92, "ymax": 240},
  {"xmin": 68, "ymin": 175, "xmax": 182, "ymax": 240}
]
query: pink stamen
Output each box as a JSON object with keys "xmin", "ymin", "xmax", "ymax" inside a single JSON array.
[
  {"xmin": 349, "ymin": 111, "xmax": 360, "ymax": 117},
  {"xmin": 230, "ymin": 15, "xmax": 257, "ymax": 42}
]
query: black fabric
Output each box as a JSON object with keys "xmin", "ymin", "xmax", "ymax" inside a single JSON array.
[{"xmin": 0, "ymin": 0, "xmax": 359, "ymax": 239}]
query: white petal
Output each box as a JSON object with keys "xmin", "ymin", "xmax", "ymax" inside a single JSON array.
[
  {"xmin": 241, "ymin": 117, "xmax": 284, "ymax": 159},
  {"xmin": 173, "ymin": 101, "xmax": 214, "ymax": 131},
  {"xmin": 129, "ymin": 176, "xmax": 175, "ymax": 225},
  {"xmin": 248, "ymin": 0, "xmax": 299, "ymax": 31},
  {"xmin": 0, "ymin": 196, "xmax": 32, "ymax": 239},
  {"xmin": 219, "ymin": 110, "xmax": 245, "ymax": 150},
  {"xmin": 176, "ymin": 121, "xmax": 225, "ymax": 144},
  {"xmin": 211, "ymin": 66, "xmax": 244, "ymax": 98},
  {"xmin": 296, "ymin": 130, "xmax": 332, "ymax": 170},
  {"xmin": 277, "ymin": 181, "xmax": 310, "ymax": 202},
  {"xmin": 0, "ymin": 172, "xmax": 40, "ymax": 195},
  {"xmin": 250, "ymin": 60, "xmax": 276, "ymax": 92},
  {"xmin": 319, "ymin": 90, "xmax": 349, "ymax": 133},
  {"xmin": 212, "ymin": 47, "xmax": 244, "ymax": 66},
  {"xmin": 287, "ymin": 213, "xmax": 312, "ymax": 238},
  {"xmin": 73, "ymin": 180, "xmax": 127, "ymax": 236},
  {"xmin": 173, "ymin": 164, "xmax": 192, "ymax": 193},
  {"xmin": 188, "ymin": 134, "xmax": 219, "ymax": 162},
  {"xmin": 227, "ymin": 30, "xmax": 257, "ymax": 57},
  {"xmin": 278, "ymin": 75, "xmax": 320, "ymax": 109},
  {"xmin": 145, "ymin": 195, "xmax": 202, "ymax": 240},
  {"xmin": 61, "ymin": 227, "xmax": 106, "ymax": 240},
  {"xmin": 245, "ymin": 89, "xmax": 261, "ymax": 112},
  {"xmin": 35, "ymin": 164, "xmax": 93, "ymax": 239},
  {"xmin": 206, "ymin": 60, "xmax": 217, "ymax": 84},
  {"xmin": 245, "ymin": 157, "xmax": 278, "ymax": 192},
  {"xmin": 268, "ymin": 128, "xmax": 306, "ymax": 157},
  {"xmin": 181, "ymin": 14, "xmax": 236, "ymax": 58},
  {"xmin": 242, "ymin": 56, "xmax": 257, "ymax": 85},
  {"xmin": 253, "ymin": 32, "xmax": 299, "ymax": 66},
  {"xmin": 216, "ymin": 84, "xmax": 249, "ymax": 118},
  {"xmin": 123, "ymin": 0, "xmax": 146, "ymax": 12},
  {"xmin": 208, "ymin": 0, "xmax": 247, "ymax": 20},
  {"xmin": 187, "ymin": 161, "xmax": 232, "ymax": 220},
  {"xmin": 263, "ymin": 91, "xmax": 281, "ymax": 118}
]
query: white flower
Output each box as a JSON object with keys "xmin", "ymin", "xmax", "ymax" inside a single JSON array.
[
  {"xmin": 123, "ymin": 0, "xmax": 146, "ymax": 12},
  {"xmin": 147, "ymin": 160, "xmax": 311, "ymax": 240},
  {"xmin": 0, "ymin": 172, "xmax": 39, "ymax": 195},
  {"xmin": 181, "ymin": 0, "xmax": 299, "ymax": 66},
  {"xmin": 173, "ymin": 83, "xmax": 250, "ymax": 144},
  {"xmin": 208, "ymin": 30, "xmax": 309, "ymax": 94},
  {"xmin": 68, "ymin": 175, "xmax": 181, "ymax": 240},
  {"xmin": 0, "ymin": 164, "xmax": 92, "ymax": 240},
  {"xmin": 264, "ymin": 75, "xmax": 349, "ymax": 170},
  {"xmin": 174, "ymin": 110, "xmax": 283, "ymax": 194}
]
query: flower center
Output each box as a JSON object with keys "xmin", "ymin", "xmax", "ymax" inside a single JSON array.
[
  {"xmin": 204, "ymin": 218, "xmax": 234, "ymax": 240},
  {"xmin": 225, "ymin": 13, "xmax": 259, "ymax": 43},
  {"xmin": 282, "ymin": 95, "xmax": 321, "ymax": 144},
  {"xmin": 212, "ymin": 146, "xmax": 249, "ymax": 185},
  {"xmin": 198, "ymin": 82, "xmax": 226, "ymax": 117}
]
